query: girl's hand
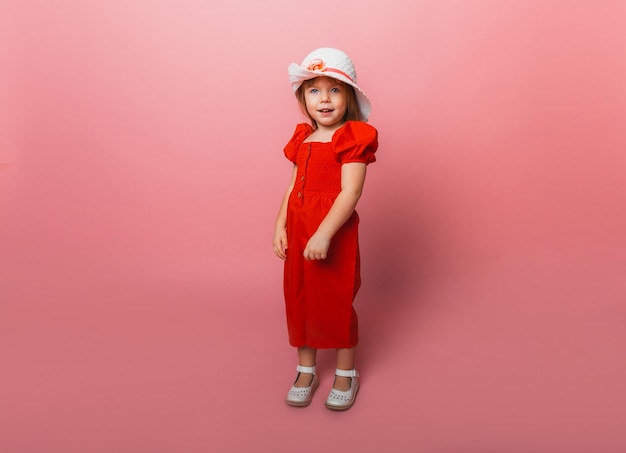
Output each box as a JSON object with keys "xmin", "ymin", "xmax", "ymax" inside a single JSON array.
[
  {"xmin": 303, "ymin": 233, "xmax": 330, "ymax": 261},
  {"xmin": 273, "ymin": 226, "xmax": 288, "ymax": 260}
]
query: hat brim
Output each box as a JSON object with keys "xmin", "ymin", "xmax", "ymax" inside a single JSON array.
[{"xmin": 288, "ymin": 63, "xmax": 372, "ymax": 122}]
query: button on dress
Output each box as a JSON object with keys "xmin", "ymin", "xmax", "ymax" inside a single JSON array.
[{"xmin": 283, "ymin": 121, "xmax": 378, "ymax": 349}]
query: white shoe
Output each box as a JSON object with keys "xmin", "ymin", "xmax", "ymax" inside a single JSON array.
[
  {"xmin": 325, "ymin": 369, "xmax": 359, "ymax": 411},
  {"xmin": 285, "ymin": 365, "xmax": 319, "ymax": 407}
]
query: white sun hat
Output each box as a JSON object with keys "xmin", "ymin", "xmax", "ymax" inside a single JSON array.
[{"xmin": 288, "ymin": 47, "xmax": 372, "ymax": 122}]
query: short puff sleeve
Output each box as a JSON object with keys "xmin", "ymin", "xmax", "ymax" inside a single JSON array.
[
  {"xmin": 283, "ymin": 123, "xmax": 313, "ymax": 163},
  {"xmin": 332, "ymin": 121, "xmax": 378, "ymax": 164}
]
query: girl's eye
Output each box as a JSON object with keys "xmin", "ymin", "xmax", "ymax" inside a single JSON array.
[
  {"xmin": 309, "ymin": 88, "xmax": 319, "ymax": 94},
  {"xmin": 331, "ymin": 87, "xmax": 341, "ymax": 93}
]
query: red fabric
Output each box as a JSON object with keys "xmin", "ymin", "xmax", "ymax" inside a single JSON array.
[{"xmin": 282, "ymin": 121, "xmax": 378, "ymax": 348}]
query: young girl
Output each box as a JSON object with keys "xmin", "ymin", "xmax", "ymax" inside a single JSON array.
[{"xmin": 273, "ymin": 48, "xmax": 378, "ymax": 410}]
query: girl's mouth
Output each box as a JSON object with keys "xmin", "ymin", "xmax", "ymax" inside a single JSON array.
[{"xmin": 318, "ymin": 109, "xmax": 334, "ymax": 113}]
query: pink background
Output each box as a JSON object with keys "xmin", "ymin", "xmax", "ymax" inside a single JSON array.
[{"xmin": 1, "ymin": 0, "xmax": 625, "ymax": 451}]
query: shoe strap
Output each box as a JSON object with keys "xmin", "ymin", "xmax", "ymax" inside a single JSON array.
[
  {"xmin": 335, "ymin": 368, "xmax": 358, "ymax": 378},
  {"xmin": 296, "ymin": 365, "xmax": 316, "ymax": 374}
]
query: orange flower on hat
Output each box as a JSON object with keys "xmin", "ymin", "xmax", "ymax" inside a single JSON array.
[{"xmin": 306, "ymin": 59, "xmax": 326, "ymax": 72}]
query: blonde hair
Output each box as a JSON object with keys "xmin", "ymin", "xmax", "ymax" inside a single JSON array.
[{"xmin": 295, "ymin": 77, "xmax": 361, "ymax": 129}]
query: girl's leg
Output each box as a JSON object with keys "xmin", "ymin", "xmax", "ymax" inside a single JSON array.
[
  {"xmin": 334, "ymin": 346, "xmax": 357, "ymax": 391},
  {"xmin": 294, "ymin": 346, "xmax": 317, "ymax": 387}
]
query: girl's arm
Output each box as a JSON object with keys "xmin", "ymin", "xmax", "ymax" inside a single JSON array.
[
  {"xmin": 273, "ymin": 165, "xmax": 298, "ymax": 260},
  {"xmin": 304, "ymin": 162, "xmax": 367, "ymax": 261}
]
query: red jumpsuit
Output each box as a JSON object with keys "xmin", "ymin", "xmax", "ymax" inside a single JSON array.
[{"xmin": 283, "ymin": 121, "xmax": 378, "ymax": 349}]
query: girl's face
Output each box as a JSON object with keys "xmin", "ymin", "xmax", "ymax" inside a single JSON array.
[{"xmin": 303, "ymin": 77, "xmax": 348, "ymax": 131}]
